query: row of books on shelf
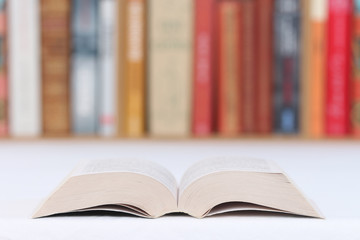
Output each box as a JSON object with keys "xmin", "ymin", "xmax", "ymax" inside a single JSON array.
[{"xmin": 0, "ymin": 0, "xmax": 359, "ymax": 139}]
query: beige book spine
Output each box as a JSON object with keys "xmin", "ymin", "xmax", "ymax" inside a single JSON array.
[{"xmin": 148, "ymin": 0, "xmax": 194, "ymax": 136}]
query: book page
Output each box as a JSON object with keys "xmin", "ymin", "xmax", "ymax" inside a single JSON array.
[
  {"xmin": 179, "ymin": 157, "xmax": 282, "ymax": 195},
  {"xmin": 70, "ymin": 159, "xmax": 178, "ymax": 198}
]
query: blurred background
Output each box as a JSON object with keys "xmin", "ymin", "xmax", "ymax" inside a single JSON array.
[
  {"xmin": 1, "ymin": 1, "xmax": 360, "ymax": 235},
  {"xmin": 0, "ymin": 0, "xmax": 359, "ymax": 140}
]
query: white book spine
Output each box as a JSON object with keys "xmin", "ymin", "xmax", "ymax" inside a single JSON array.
[
  {"xmin": 9, "ymin": 0, "xmax": 41, "ymax": 137},
  {"xmin": 98, "ymin": 0, "xmax": 116, "ymax": 137},
  {"xmin": 310, "ymin": 0, "xmax": 328, "ymax": 21}
]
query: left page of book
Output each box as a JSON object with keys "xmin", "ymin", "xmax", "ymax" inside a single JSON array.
[
  {"xmin": 0, "ymin": 0, "xmax": 7, "ymax": 137},
  {"xmin": 9, "ymin": 0, "xmax": 41, "ymax": 137},
  {"xmin": 71, "ymin": 0, "xmax": 99, "ymax": 135},
  {"xmin": 71, "ymin": 159, "xmax": 178, "ymax": 198},
  {"xmin": 33, "ymin": 158, "xmax": 178, "ymax": 218}
]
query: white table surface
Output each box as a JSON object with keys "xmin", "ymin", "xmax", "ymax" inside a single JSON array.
[{"xmin": 0, "ymin": 139, "xmax": 359, "ymax": 239}]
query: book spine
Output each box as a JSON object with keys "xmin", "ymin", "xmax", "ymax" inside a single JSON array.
[
  {"xmin": 241, "ymin": 0, "xmax": 256, "ymax": 133},
  {"xmin": 308, "ymin": 0, "xmax": 327, "ymax": 138},
  {"xmin": 41, "ymin": 0, "xmax": 71, "ymax": 136},
  {"xmin": 273, "ymin": 0, "xmax": 301, "ymax": 134},
  {"xmin": 254, "ymin": 0, "xmax": 274, "ymax": 134},
  {"xmin": 9, "ymin": 0, "xmax": 41, "ymax": 137},
  {"xmin": 117, "ymin": 0, "xmax": 124, "ymax": 136},
  {"xmin": 123, "ymin": 0, "xmax": 146, "ymax": 137},
  {"xmin": 193, "ymin": 0, "xmax": 215, "ymax": 137},
  {"xmin": 255, "ymin": 0, "xmax": 273, "ymax": 134},
  {"xmin": 98, "ymin": 0, "xmax": 116, "ymax": 137},
  {"xmin": 148, "ymin": 0, "xmax": 193, "ymax": 136},
  {"xmin": 71, "ymin": 0, "xmax": 98, "ymax": 135},
  {"xmin": 217, "ymin": 1, "xmax": 242, "ymax": 135},
  {"xmin": 300, "ymin": 0, "xmax": 311, "ymax": 137},
  {"xmin": 0, "ymin": 0, "xmax": 7, "ymax": 137},
  {"xmin": 352, "ymin": 0, "xmax": 360, "ymax": 137},
  {"xmin": 326, "ymin": 0, "xmax": 351, "ymax": 136}
]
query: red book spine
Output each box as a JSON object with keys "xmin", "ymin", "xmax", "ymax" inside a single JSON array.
[
  {"xmin": 193, "ymin": 0, "xmax": 215, "ymax": 136},
  {"xmin": 241, "ymin": 0, "xmax": 256, "ymax": 133},
  {"xmin": 326, "ymin": 0, "xmax": 352, "ymax": 136},
  {"xmin": 254, "ymin": 0, "xmax": 273, "ymax": 134},
  {"xmin": 0, "ymin": 2, "xmax": 7, "ymax": 137},
  {"xmin": 352, "ymin": 2, "xmax": 360, "ymax": 137}
]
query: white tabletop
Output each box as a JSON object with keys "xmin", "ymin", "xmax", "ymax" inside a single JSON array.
[{"xmin": 0, "ymin": 139, "xmax": 359, "ymax": 239}]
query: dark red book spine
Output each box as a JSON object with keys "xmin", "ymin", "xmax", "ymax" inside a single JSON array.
[
  {"xmin": 193, "ymin": 0, "xmax": 215, "ymax": 136},
  {"xmin": 326, "ymin": 0, "xmax": 352, "ymax": 136},
  {"xmin": 241, "ymin": 0, "xmax": 256, "ymax": 133},
  {"xmin": 254, "ymin": 0, "xmax": 273, "ymax": 134}
]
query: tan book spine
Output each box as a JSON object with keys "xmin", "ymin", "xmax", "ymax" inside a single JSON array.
[
  {"xmin": 122, "ymin": 0, "xmax": 146, "ymax": 137},
  {"xmin": 41, "ymin": 0, "xmax": 71, "ymax": 136},
  {"xmin": 117, "ymin": 0, "xmax": 125, "ymax": 137},
  {"xmin": 148, "ymin": 0, "xmax": 193, "ymax": 136}
]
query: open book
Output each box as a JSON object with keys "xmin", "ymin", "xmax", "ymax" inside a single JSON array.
[{"xmin": 33, "ymin": 157, "xmax": 322, "ymax": 219}]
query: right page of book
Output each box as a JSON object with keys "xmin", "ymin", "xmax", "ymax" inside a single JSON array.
[{"xmin": 179, "ymin": 157, "xmax": 282, "ymax": 195}]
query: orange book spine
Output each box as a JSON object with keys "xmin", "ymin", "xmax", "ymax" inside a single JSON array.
[
  {"xmin": 41, "ymin": 0, "xmax": 71, "ymax": 135},
  {"xmin": 123, "ymin": 0, "xmax": 146, "ymax": 137},
  {"xmin": 217, "ymin": 1, "xmax": 242, "ymax": 135},
  {"xmin": 309, "ymin": 0, "xmax": 327, "ymax": 138}
]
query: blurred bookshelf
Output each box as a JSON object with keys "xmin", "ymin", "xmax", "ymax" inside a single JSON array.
[{"xmin": 0, "ymin": 0, "xmax": 360, "ymax": 141}]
